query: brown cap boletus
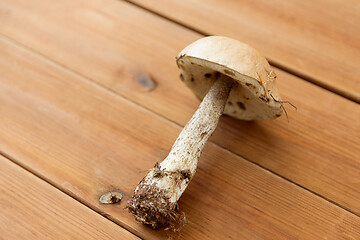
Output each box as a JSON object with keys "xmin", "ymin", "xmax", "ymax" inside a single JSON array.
[{"xmin": 127, "ymin": 36, "xmax": 283, "ymax": 230}]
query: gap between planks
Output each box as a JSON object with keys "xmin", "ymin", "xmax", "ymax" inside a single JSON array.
[
  {"xmin": 121, "ymin": 0, "xmax": 360, "ymax": 104},
  {"xmin": 0, "ymin": 32, "xmax": 359, "ymax": 222},
  {"xmin": 1, "ymin": 0, "xmax": 358, "ymax": 216},
  {"xmin": 1, "ymin": 32, "xmax": 359, "ymax": 239},
  {"xmin": 0, "ymin": 154, "xmax": 141, "ymax": 240},
  {"xmin": 0, "ymin": 151, "xmax": 144, "ymax": 240}
]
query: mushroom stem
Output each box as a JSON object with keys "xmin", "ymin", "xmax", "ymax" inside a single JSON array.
[{"xmin": 128, "ymin": 74, "xmax": 233, "ymax": 229}]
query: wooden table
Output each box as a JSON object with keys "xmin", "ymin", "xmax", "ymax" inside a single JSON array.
[{"xmin": 1, "ymin": 0, "xmax": 359, "ymax": 239}]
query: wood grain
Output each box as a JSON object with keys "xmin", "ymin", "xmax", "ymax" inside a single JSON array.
[
  {"xmin": 0, "ymin": 0, "xmax": 359, "ymax": 215},
  {"xmin": 0, "ymin": 156, "xmax": 139, "ymax": 240},
  {"xmin": 127, "ymin": 0, "xmax": 360, "ymax": 102},
  {"xmin": 1, "ymin": 32, "xmax": 360, "ymax": 239}
]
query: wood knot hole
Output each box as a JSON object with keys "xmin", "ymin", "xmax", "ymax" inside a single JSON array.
[
  {"xmin": 136, "ymin": 73, "xmax": 157, "ymax": 92},
  {"xmin": 99, "ymin": 191, "xmax": 123, "ymax": 204}
]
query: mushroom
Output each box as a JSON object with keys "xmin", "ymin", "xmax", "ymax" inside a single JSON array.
[{"xmin": 127, "ymin": 36, "xmax": 283, "ymax": 229}]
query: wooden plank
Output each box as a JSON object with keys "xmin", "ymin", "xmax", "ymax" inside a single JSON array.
[
  {"xmin": 145, "ymin": 0, "xmax": 360, "ymax": 102},
  {"xmin": 127, "ymin": 0, "xmax": 360, "ymax": 102},
  {"xmin": 0, "ymin": 156, "xmax": 139, "ymax": 240},
  {"xmin": 1, "ymin": 32, "xmax": 360, "ymax": 239},
  {"xmin": 0, "ymin": 0, "xmax": 359, "ymax": 215}
]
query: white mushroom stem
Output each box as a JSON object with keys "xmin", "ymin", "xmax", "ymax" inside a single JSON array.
[
  {"xmin": 128, "ymin": 74, "xmax": 233, "ymax": 228},
  {"xmin": 157, "ymin": 74, "xmax": 233, "ymax": 200}
]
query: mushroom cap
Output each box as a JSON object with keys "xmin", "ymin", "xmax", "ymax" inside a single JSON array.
[{"xmin": 176, "ymin": 36, "xmax": 282, "ymax": 120}]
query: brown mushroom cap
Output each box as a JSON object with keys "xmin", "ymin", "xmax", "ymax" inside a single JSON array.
[{"xmin": 176, "ymin": 36, "xmax": 282, "ymax": 120}]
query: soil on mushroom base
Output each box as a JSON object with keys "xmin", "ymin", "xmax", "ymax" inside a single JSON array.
[{"xmin": 127, "ymin": 164, "xmax": 189, "ymax": 231}]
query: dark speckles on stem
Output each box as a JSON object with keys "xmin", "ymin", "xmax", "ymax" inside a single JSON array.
[
  {"xmin": 152, "ymin": 162, "xmax": 163, "ymax": 177},
  {"xmin": 154, "ymin": 162, "xmax": 161, "ymax": 169},
  {"xmin": 237, "ymin": 102, "xmax": 246, "ymax": 110},
  {"xmin": 204, "ymin": 73, "xmax": 212, "ymax": 78},
  {"xmin": 180, "ymin": 170, "xmax": 192, "ymax": 182},
  {"xmin": 200, "ymin": 131, "xmax": 207, "ymax": 140}
]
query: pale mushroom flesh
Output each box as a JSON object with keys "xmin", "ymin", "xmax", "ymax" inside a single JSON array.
[{"xmin": 127, "ymin": 36, "xmax": 283, "ymax": 230}]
